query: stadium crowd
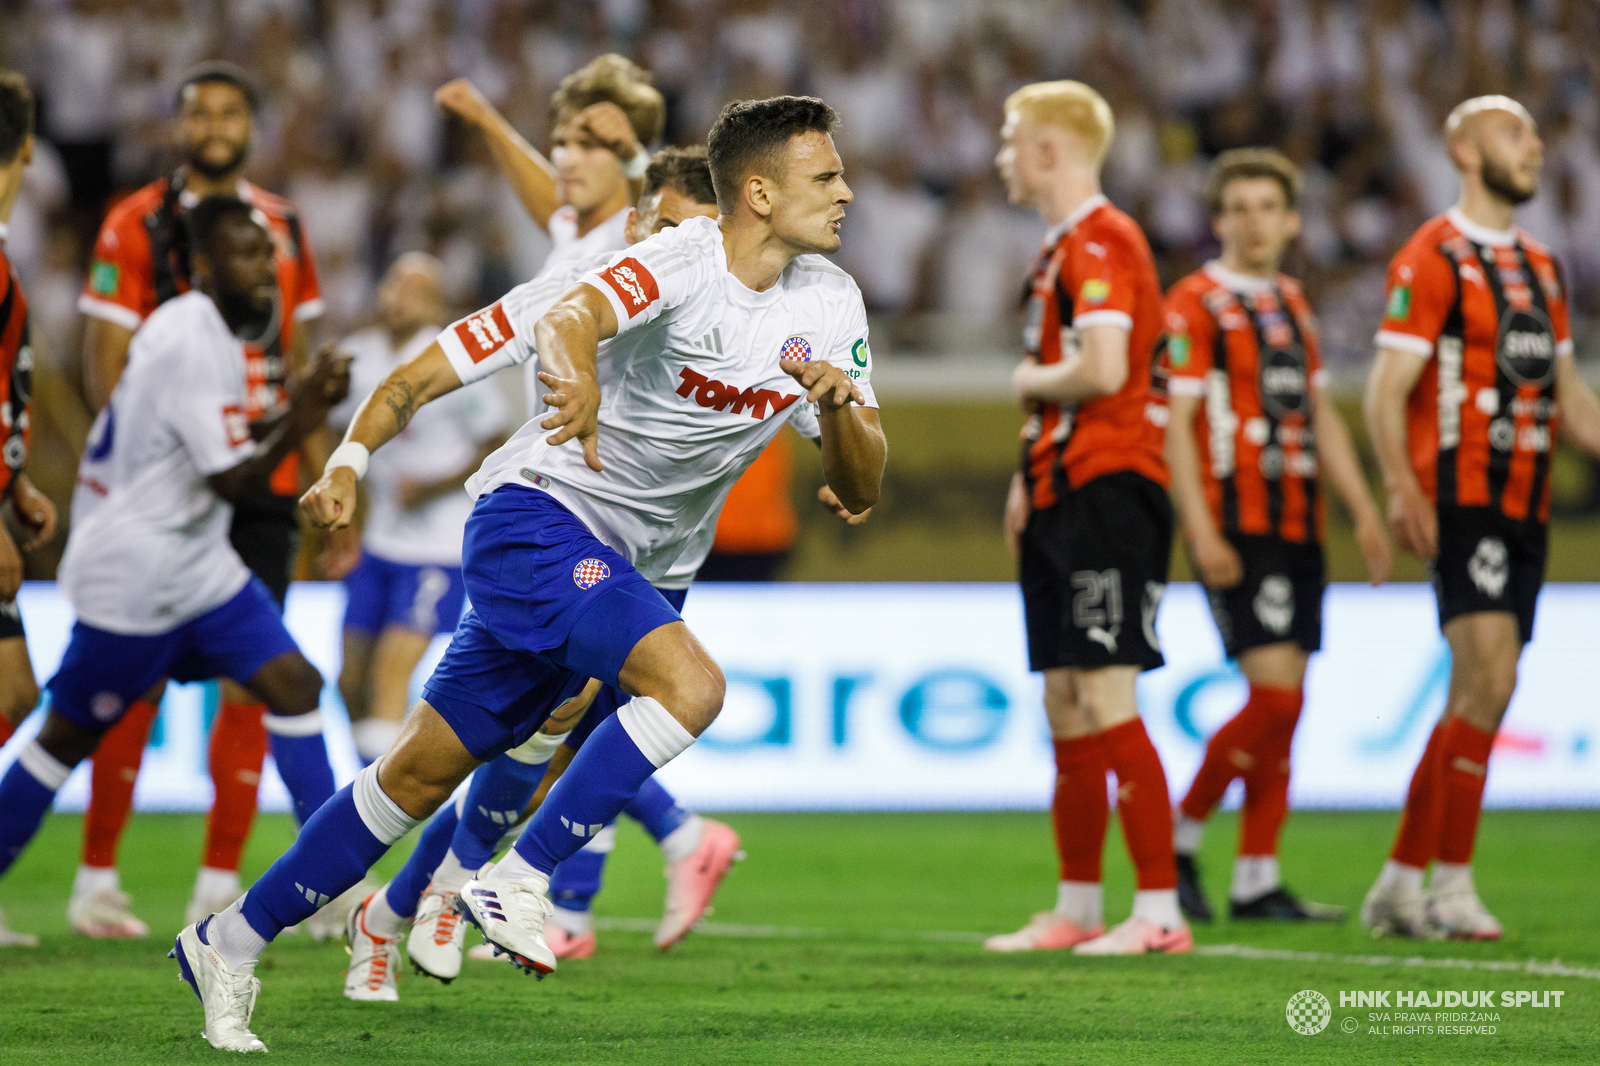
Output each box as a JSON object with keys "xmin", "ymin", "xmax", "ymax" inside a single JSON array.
[{"xmin": 1, "ymin": 0, "xmax": 1597, "ymax": 375}]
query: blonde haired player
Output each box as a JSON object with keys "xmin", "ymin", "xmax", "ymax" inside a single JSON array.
[
  {"xmin": 986, "ymin": 81, "xmax": 1189, "ymax": 956},
  {"xmin": 1361, "ymin": 96, "xmax": 1600, "ymax": 939}
]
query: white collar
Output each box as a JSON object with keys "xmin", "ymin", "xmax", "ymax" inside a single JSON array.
[
  {"xmin": 1044, "ymin": 193, "xmax": 1109, "ymax": 245},
  {"xmin": 1203, "ymin": 260, "xmax": 1278, "ymax": 294},
  {"xmin": 1447, "ymin": 206, "xmax": 1515, "ymax": 247},
  {"xmin": 179, "ymin": 176, "xmax": 252, "ymax": 209}
]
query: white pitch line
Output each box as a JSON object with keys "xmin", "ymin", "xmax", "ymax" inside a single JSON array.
[{"xmin": 591, "ymin": 917, "xmax": 1600, "ymax": 980}]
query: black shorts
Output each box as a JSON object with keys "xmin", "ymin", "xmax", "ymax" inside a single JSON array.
[
  {"xmin": 1021, "ymin": 471, "xmax": 1172, "ymax": 672},
  {"xmin": 0, "ymin": 597, "xmax": 22, "ymax": 641},
  {"xmin": 1204, "ymin": 534, "xmax": 1325, "ymax": 658},
  {"xmin": 1429, "ymin": 506, "xmax": 1546, "ymax": 644},
  {"xmin": 228, "ymin": 493, "xmax": 301, "ymax": 610}
]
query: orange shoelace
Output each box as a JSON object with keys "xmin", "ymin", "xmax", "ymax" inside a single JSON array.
[{"xmin": 432, "ymin": 907, "xmax": 460, "ymax": 947}]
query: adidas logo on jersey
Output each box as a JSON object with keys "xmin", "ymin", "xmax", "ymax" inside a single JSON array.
[
  {"xmin": 454, "ymin": 303, "xmax": 515, "ymax": 362},
  {"xmin": 692, "ymin": 327, "xmax": 724, "ymax": 354},
  {"xmin": 676, "ymin": 367, "xmax": 800, "ymax": 420}
]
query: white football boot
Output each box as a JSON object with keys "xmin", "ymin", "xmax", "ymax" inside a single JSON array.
[
  {"xmin": 1360, "ymin": 874, "xmax": 1440, "ymax": 939},
  {"xmin": 170, "ymin": 918, "xmax": 268, "ymax": 1053},
  {"xmin": 456, "ymin": 876, "xmax": 556, "ymax": 977},
  {"xmin": 343, "ymin": 894, "xmax": 401, "ymax": 1002},
  {"xmin": 68, "ymin": 886, "xmax": 149, "ymax": 939},
  {"xmin": 407, "ymin": 889, "xmax": 467, "ymax": 983},
  {"xmin": 1071, "ymin": 915, "xmax": 1193, "ymax": 955},
  {"xmin": 1427, "ymin": 882, "xmax": 1503, "ymax": 941},
  {"xmin": 0, "ymin": 904, "xmax": 39, "ymax": 947}
]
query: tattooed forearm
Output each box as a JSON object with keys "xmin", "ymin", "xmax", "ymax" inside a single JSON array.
[{"xmin": 380, "ymin": 378, "xmax": 417, "ymax": 432}]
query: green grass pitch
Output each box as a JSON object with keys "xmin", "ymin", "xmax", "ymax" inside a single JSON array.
[{"xmin": 1, "ymin": 810, "xmax": 1595, "ymax": 1064}]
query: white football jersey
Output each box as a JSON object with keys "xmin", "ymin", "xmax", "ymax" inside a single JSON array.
[
  {"xmin": 463, "ymin": 215, "xmax": 875, "ymax": 584},
  {"xmin": 523, "ymin": 205, "xmax": 633, "ymax": 413},
  {"xmin": 62, "ymin": 291, "xmax": 256, "ymax": 634},
  {"xmin": 332, "ymin": 325, "xmax": 509, "ymax": 566}
]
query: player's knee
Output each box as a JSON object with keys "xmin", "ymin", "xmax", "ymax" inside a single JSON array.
[
  {"xmin": 277, "ymin": 657, "xmax": 326, "ymax": 716},
  {"xmin": 660, "ymin": 660, "xmax": 725, "ymax": 735}
]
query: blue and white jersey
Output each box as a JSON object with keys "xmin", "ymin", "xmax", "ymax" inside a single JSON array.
[
  {"xmin": 459, "ymin": 215, "xmax": 875, "ymax": 583},
  {"xmin": 62, "ymin": 292, "xmax": 256, "ymax": 634}
]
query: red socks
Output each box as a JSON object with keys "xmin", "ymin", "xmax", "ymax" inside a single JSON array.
[
  {"xmin": 1099, "ymin": 718, "xmax": 1176, "ymax": 891},
  {"xmin": 81, "ymin": 698, "xmax": 160, "ymax": 868},
  {"xmin": 1436, "ymin": 718, "xmax": 1494, "ymax": 865},
  {"xmin": 1238, "ymin": 690, "xmax": 1302, "ymax": 856},
  {"xmin": 1389, "ymin": 722, "xmax": 1446, "ymax": 868},
  {"xmin": 1179, "ymin": 685, "xmax": 1281, "ymax": 822},
  {"xmin": 203, "ymin": 701, "xmax": 270, "ymax": 872},
  {"xmin": 1051, "ymin": 736, "xmax": 1109, "ymax": 883},
  {"xmin": 0, "ymin": 716, "xmax": 13, "ymax": 745}
]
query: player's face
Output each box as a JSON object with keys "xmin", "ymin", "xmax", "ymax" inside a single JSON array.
[
  {"xmin": 996, "ymin": 111, "xmax": 1041, "ymax": 207},
  {"xmin": 377, "ymin": 267, "xmax": 441, "ymax": 334},
  {"xmin": 212, "ymin": 216, "xmax": 277, "ymax": 316},
  {"xmin": 178, "ymin": 82, "xmax": 252, "ymax": 180},
  {"xmin": 551, "ymin": 115, "xmax": 628, "ymax": 214},
  {"xmin": 768, "ymin": 131, "xmax": 851, "ymax": 255},
  {"xmin": 1472, "ymin": 110, "xmax": 1542, "ymax": 206},
  {"xmin": 1213, "ymin": 177, "xmax": 1300, "ymax": 274},
  {"xmin": 629, "ymin": 185, "xmax": 718, "ymax": 242}
]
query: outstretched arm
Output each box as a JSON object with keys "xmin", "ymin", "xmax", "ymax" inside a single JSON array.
[
  {"xmin": 299, "ymin": 342, "xmax": 464, "ymax": 529},
  {"xmin": 781, "ymin": 359, "xmax": 884, "ymax": 515},
  {"xmin": 436, "ymin": 79, "xmax": 561, "ymax": 230}
]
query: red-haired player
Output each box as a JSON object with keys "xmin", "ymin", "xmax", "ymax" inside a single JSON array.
[
  {"xmin": 1361, "ymin": 96, "xmax": 1600, "ymax": 939},
  {"xmin": 985, "ymin": 81, "xmax": 1188, "ymax": 956},
  {"xmin": 1163, "ymin": 149, "xmax": 1389, "ymax": 923}
]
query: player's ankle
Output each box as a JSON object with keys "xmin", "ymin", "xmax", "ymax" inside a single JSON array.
[
  {"xmin": 72, "ymin": 864, "xmax": 120, "ymax": 897},
  {"xmin": 1229, "ymin": 855, "xmax": 1279, "ymax": 902},
  {"xmin": 208, "ymin": 900, "xmax": 268, "ymax": 971},
  {"xmin": 1054, "ymin": 880, "xmax": 1103, "ymax": 930},
  {"xmin": 1131, "ymin": 888, "xmax": 1183, "ymax": 930},
  {"xmin": 1173, "ymin": 811, "xmax": 1204, "ymax": 855},
  {"xmin": 1377, "ymin": 859, "xmax": 1425, "ymax": 893},
  {"xmin": 659, "ymin": 813, "xmax": 705, "ymax": 863},
  {"xmin": 549, "ymin": 905, "xmax": 592, "ymax": 936},
  {"xmin": 489, "ymin": 848, "xmax": 551, "ymax": 895},
  {"xmin": 193, "ymin": 866, "xmax": 241, "ymax": 901}
]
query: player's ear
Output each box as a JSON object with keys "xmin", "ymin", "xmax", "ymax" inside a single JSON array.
[
  {"xmin": 1284, "ymin": 208, "xmax": 1302, "ymax": 242},
  {"xmin": 623, "ymin": 207, "xmax": 642, "ymax": 243},
  {"xmin": 744, "ymin": 174, "xmax": 773, "ymax": 220}
]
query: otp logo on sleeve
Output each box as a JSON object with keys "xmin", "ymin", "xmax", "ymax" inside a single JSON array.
[
  {"xmin": 222, "ymin": 405, "xmax": 250, "ymax": 446},
  {"xmin": 572, "ymin": 558, "xmax": 611, "ymax": 589},
  {"xmin": 599, "ymin": 258, "xmax": 659, "ymax": 318},
  {"xmin": 779, "ymin": 336, "xmax": 812, "ymax": 362},
  {"xmin": 454, "ymin": 303, "xmax": 515, "ymax": 362}
]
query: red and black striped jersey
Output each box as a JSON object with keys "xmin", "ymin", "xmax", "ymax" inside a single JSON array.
[
  {"xmin": 0, "ymin": 229, "xmax": 30, "ymax": 502},
  {"xmin": 1163, "ymin": 262, "xmax": 1328, "ymax": 544},
  {"xmin": 1376, "ymin": 209, "xmax": 1572, "ymax": 523},
  {"xmin": 1019, "ymin": 195, "xmax": 1168, "ymax": 510}
]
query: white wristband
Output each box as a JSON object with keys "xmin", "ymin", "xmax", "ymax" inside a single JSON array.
[
  {"xmin": 622, "ymin": 149, "xmax": 650, "ymax": 181},
  {"xmin": 505, "ymin": 729, "xmax": 571, "ymax": 765},
  {"xmin": 325, "ymin": 441, "xmax": 370, "ymax": 480}
]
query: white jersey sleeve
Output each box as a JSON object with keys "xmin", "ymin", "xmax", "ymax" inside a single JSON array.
[
  {"xmin": 579, "ymin": 217, "xmax": 721, "ymax": 338},
  {"xmin": 161, "ymin": 333, "xmax": 255, "ymax": 476},
  {"xmin": 437, "ymin": 252, "xmax": 616, "ymax": 387}
]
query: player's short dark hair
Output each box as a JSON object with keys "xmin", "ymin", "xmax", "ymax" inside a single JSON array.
[
  {"xmin": 641, "ymin": 145, "xmax": 716, "ymax": 206},
  {"xmin": 707, "ymin": 96, "xmax": 839, "ymax": 213},
  {"xmin": 0, "ymin": 70, "xmax": 35, "ymax": 166},
  {"xmin": 1204, "ymin": 148, "xmax": 1301, "ymax": 217},
  {"xmin": 549, "ymin": 54, "xmax": 665, "ymax": 147},
  {"xmin": 175, "ymin": 60, "xmax": 260, "ymax": 113},
  {"xmin": 185, "ymin": 196, "xmax": 259, "ymax": 263}
]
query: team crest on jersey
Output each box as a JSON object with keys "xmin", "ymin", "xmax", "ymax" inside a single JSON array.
[
  {"xmin": 1468, "ymin": 537, "xmax": 1509, "ymax": 599},
  {"xmin": 454, "ymin": 303, "xmax": 515, "ymax": 363},
  {"xmin": 573, "ymin": 558, "xmax": 611, "ymax": 589},
  {"xmin": 222, "ymin": 404, "xmax": 250, "ymax": 446},
  {"xmin": 779, "ymin": 336, "xmax": 812, "ymax": 363},
  {"xmin": 1080, "ymin": 278, "xmax": 1110, "ymax": 304},
  {"xmin": 600, "ymin": 258, "xmax": 659, "ymax": 317}
]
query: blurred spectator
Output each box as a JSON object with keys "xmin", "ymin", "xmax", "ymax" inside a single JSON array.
[{"xmin": 698, "ymin": 433, "xmax": 800, "ymax": 583}]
